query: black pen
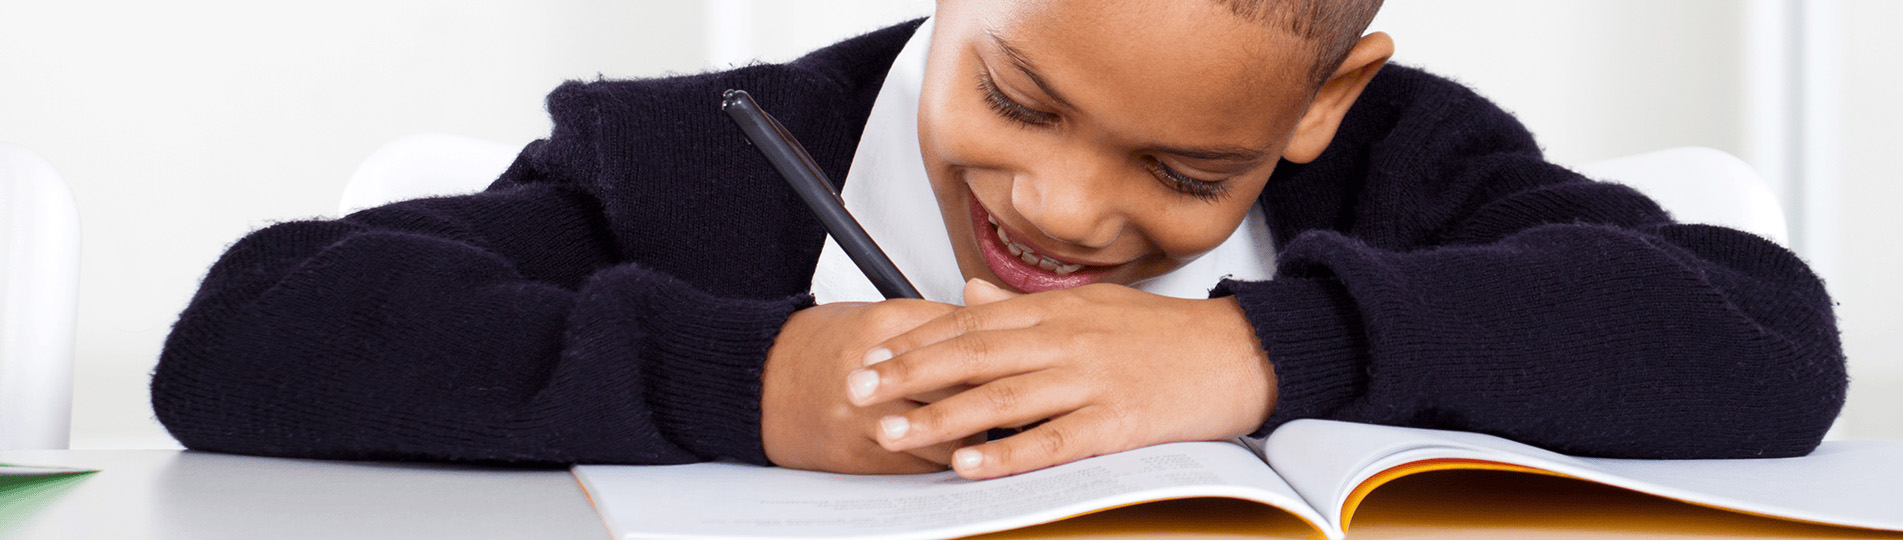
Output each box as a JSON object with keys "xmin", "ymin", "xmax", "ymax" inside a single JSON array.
[{"xmin": 720, "ymin": 89, "xmax": 923, "ymax": 300}]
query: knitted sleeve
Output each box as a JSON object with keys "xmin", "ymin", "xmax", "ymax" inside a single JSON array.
[
  {"xmin": 150, "ymin": 143, "xmax": 803, "ymax": 467},
  {"xmin": 1215, "ymin": 70, "xmax": 1846, "ymax": 460}
]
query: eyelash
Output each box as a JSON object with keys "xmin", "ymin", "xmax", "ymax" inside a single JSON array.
[
  {"xmin": 977, "ymin": 71, "xmax": 1057, "ymax": 126},
  {"xmin": 1147, "ymin": 160, "xmax": 1232, "ymax": 203},
  {"xmin": 977, "ymin": 69, "xmax": 1232, "ymax": 203}
]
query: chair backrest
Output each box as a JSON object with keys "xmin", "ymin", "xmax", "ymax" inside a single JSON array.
[
  {"xmin": 338, "ymin": 133, "xmax": 520, "ymax": 215},
  {"xmin": 0, "ymin": 143, "xmax": 80, "ymax": 450},
  {"xmin": 1576, "ymin": 147, "xmax": 1789, "ymax": 246}
]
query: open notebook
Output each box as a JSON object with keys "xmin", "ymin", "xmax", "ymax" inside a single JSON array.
[{"xmin": 573, "ymin": 419, "xmax": 1903, "ymax": 540}]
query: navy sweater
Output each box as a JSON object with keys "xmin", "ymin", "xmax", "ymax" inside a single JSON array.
[{"xmin": 152, "ymin": 19, "xmax": 1846, "ymax": 465}]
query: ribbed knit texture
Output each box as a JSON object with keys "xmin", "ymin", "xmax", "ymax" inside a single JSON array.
[{"xmin": 152, "ymin": 18, "xmax": 1845, "ymax": 465}]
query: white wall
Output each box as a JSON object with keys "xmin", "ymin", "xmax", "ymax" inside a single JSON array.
[
  {"xmin": 1369, "ymin": 1, "xmax": 1748, "ymax": 167},
  {"xmin": 1, "ymin": 1, "xmax": 1894, "ymax": 449},
  {"xmin": 1, "ymin": 0, "xmax": 711, "ymax": 448},
  {"xmin": 1835, "ymin": 0, "xmax": 1903, "ymax": 443}
]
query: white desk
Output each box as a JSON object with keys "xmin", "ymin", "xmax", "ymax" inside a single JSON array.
[{"xmin": 0, "ymin": 450, "xmax": 607, "ymax": 540}]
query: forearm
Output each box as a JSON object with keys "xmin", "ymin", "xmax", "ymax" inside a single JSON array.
[
  {"xmin": 153, "ymin": 193, "xmax": 806, "ymax": 465},
  {"xmin": 1220, "ymin": 221, "xmax": 1846, "ymax": 459}
]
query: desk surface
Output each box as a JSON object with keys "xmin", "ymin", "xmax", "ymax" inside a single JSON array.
[
  {"xmin": 0, "ymin": 449, "xmax": 607, "ymax": 540},
  {"xmin": 2, "ymin": 450, "xmax": 1896, "ymax": 540}
]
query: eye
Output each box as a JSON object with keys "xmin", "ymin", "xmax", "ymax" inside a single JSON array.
[
  {"xmin": 1146, "ymin": 159, "xmax": 1231, "ymax": 203},
  {"xmin": 978, "ymin": 70, "xmax": 1058, "ymax": 126}
]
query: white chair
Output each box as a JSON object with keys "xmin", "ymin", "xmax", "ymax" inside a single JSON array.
[
  {"xmin": 1578, "ymin": 146, "xmax": 1789, "ymax": 246},
  {"xmin": 0, "ymin": 143, "xmax": 80, "ymax": 450},
  {"xmin": 338, "ymin": 133, "xmax": 520, "ymax": 215}
]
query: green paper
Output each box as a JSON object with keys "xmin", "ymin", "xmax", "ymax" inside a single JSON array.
[{"xmin": 0, "ymin": 469, "xmax": 95, "ymax": 537}]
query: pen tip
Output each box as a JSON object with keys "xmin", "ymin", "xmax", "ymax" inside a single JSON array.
[{"xmin": 721, "ymin": 89, "xmax": 749, "ymax": 110}]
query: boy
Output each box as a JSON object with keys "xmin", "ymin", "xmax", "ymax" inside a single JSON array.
[{"xmin": 152, "ymin": 0, "xmax": 1845, "ymax": 479}]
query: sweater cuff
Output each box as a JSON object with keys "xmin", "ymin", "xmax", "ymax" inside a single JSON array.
[
  {"xmin": 1212, "ymin": 277, "xmax": 1370, "ymax": 437},
  {"xmin": 603, "ymin": 267, "xmax": 814, "ymax": 465}
]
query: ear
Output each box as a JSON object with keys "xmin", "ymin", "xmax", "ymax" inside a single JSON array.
[{"xmin": 1283, "ymin": 32, "xmax": 1394, "ymax": 164}]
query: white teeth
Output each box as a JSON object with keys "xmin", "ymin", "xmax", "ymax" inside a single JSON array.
[{"xmin": 991, "ymin": 215, "xmax": 1088, "ymax": 275}]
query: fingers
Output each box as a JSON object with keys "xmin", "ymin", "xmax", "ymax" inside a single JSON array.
[
  {"xmin": 848, "ymin": 447, "xmax": 953, "ymax": 475},
  {"xmin": 860, "ymin": 298, "xmax": 962, "ymax": 342},
  {"xmin": 901, "ymin": 433, "xmax": 983, "ymax": 466},
  {"xmin": 862, "ymin": 291, "xmax": 1045, "ymax": 368},
  {"xmin": 948, "ymin": 410, "xmax": 1125, "ymax": 480},
  {"xmin": 873, "ymin": 370, "xmax": 1086, "ymax": 451},
  {"xmin": 905, "ymin": 384, "xmax": 971, "ymax": 404},
  {"xmin": 848, "ymin": 329, "xmax": 1058, "ymax": 407},
  {"xmin": 901, "ymin": 442, "xmax": 956, "ymax": 466}
]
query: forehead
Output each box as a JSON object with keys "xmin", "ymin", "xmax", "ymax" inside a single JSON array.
[{"xmin": 979, "ymin": 0, "xmax": 1315, "ymax": 147}]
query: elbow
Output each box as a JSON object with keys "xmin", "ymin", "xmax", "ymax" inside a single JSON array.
[
  {"xmin": 1655, "ymin": 224, "xmax": 1848, "ymax": 458},
  {"xmin": 150, "ymin": 342, "xmax": 241, "ymax": 454},
  {"xmin": 148, "ymin": 220, "xmax": 363, "ymax": 456},
  {"xmin": 1744, "ymin": 342, "xmax": 1848, "ymax": 458}
]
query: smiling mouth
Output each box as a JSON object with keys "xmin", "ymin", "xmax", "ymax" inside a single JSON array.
[
  {"xmin": 968, "ymin": 198, "xmax": 1110, "ymax": 293},
  {"xmin": 987, "ymin": 212, "xmax": 1086, "ymax": 275}
]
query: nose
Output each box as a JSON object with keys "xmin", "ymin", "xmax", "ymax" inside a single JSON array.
[{"xmin": 1010, "ymin": 154, "xmax": 1126, "ymax": 250}]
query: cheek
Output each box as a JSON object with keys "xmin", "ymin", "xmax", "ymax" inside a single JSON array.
[
  {"xmin": 921, "ymin": 101, "xmax": 1017, "ymax": 174},
  {"xmin": 917, "ymin": 66, "xmax": 1049, "ymax": 182}
]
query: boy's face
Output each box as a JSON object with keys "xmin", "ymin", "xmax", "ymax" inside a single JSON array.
[{"xmin": 920, "ymin": 0, "xmax": 1323, "ymax": 293}]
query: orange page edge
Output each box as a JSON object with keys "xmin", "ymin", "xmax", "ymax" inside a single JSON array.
[{"xmin": 1335, "ymin": 457, "xmax": 1899, "ymax": 533}]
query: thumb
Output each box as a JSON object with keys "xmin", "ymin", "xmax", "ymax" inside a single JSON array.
[{"xmin": 964, "ymin": 278, "xmax": 1021, "ymax": 305}]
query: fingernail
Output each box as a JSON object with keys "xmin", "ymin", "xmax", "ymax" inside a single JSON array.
[
  {"xmin": 847, "ymin": 369, "xmax": 879, "ymax": 402},
  {"xmin": 862, "ymin": 347, "xmax": 893, "ymax": 366},
  {"xmin": 879, "ymin": 416, "xmax": 909, "ymax": 440},
  {"xmin": 954, "ymin": 448, "xmax": 983, "ymax": 470}
]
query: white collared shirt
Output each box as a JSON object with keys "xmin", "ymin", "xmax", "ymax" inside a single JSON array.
[{"xmin": 810, "ymin": 18, "xmax": 1276, "ymax": 305}]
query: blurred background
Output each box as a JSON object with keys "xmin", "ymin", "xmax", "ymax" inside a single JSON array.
[{"xmin": 1, "ymin": 0, "xmax": 1896, "ymax": 449}]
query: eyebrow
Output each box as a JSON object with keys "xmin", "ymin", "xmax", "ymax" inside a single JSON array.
[{"xmin": 986, "ymin": 30, "xmax": 1271, "ymax": 166}]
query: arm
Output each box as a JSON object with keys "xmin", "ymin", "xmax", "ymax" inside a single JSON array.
[
  {"xmin": 151, "ymin": 177, "xmax": 805, "ymax": 465},
  {"xmin": 1207, "ymin": 64, "xmax": 1846, "ymax": 460},
  {"xmin": 151, "ymin": 77, "xmax": 822, "ymax": 467},
  {"xmin": 1221, "ymin": 159, "xmax": 1846, "ymax": 459}
]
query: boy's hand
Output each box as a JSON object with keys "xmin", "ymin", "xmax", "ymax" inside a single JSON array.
[
  {"xmin": 847, "ymin": 280, "xmax": 1276, "ymax": 480},
  {"xmin": 761, "ymin": 299, "xmax": 982, "ymax": 474}
]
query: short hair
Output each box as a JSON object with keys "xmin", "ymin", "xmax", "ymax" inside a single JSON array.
[{"xmin": 1215, "ymin": 0, "xmax": 1385, "ymax": 86}]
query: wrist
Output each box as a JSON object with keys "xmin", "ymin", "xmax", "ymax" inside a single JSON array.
[{"xmin": 1201, "ymin": 296, "xmax": 1277, "ymax": 438}]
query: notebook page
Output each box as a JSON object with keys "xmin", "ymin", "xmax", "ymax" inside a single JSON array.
[
  {"xmin": 574, "ymin": 440, "xmax": 1326, "ymax": 540},
  {"xmin": 1262, "ymin": 419, "xmax": 1903, "ymax": 533}
]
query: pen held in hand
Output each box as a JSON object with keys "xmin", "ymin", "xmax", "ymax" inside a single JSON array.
[{"xmin": 721, "ymin": 89, "xmax": 923, "ymax": 300}]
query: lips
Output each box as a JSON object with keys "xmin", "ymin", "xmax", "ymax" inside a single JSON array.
[{"xmin": 969, "ymin": 198, "xmax": 1108, "ymax": 293}]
